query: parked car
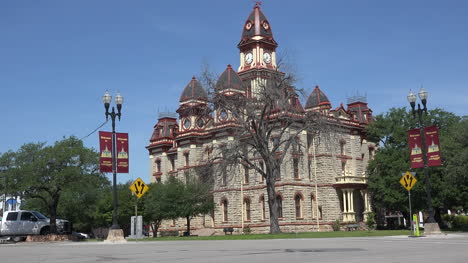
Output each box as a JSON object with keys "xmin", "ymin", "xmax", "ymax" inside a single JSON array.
[{"xmin": 0, "ymin": 210, "xmax": 71, "ymax": 240}]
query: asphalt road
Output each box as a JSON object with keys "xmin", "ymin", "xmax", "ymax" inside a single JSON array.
[{"xmin": 1, "ymin": 234, "xmax": 467, "ymax": 263}]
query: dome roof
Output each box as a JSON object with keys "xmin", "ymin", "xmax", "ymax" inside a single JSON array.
[
  {"xmin": 216, "ymin": 65, "xmax": 244, "ymax": 92},
  {"xmin": 179, "ymin": 76, "xmax": 208, "ymax": 102},
  {"xmin": 238, "ymin": 3, "xmax": 277, "ymax": 48},
  {"xmin": 305, "ymin": 85, "xmax": 331, "ymax": 109}
]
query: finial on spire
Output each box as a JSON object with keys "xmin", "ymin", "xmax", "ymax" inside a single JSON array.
[{"xmin": 254, "ymin": 1, "xmax": 262, "ymax": 8}]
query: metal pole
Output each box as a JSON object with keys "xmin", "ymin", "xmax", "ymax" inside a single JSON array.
[
  {"xmin": 408, "ymin": 190, "xmax": 413, "ymax": 235},
  {"xmin": 417, "ymin": 106, "xmax": 436, "ymax": 223},
  {"xmin": 111, "ymin": 107, "xmax": 119, "ymax": 229}
]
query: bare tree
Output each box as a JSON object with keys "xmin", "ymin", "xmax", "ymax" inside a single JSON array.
[{"xmin": 199, "ymin": 60, "xmax": 336, "ymax": 234}]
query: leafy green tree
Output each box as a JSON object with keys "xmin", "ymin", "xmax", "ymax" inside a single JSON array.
[
  {"xmin": 366, "ymin": 107, "xmax": 462, "ymax": 224},
  {"xmin": 93, "ymin": 182, "xmax": 140, "ymax": 235},
  {"xmin": 177, "ymin": 174, "xmax": 214, "ymax": 236},
  {"xmin": 142, "ymin": 182, "xmax": 173, "ymax": 237},
  {"xmin": 8, "ymin": 137, "xmax": 102, "ymax": 234}
]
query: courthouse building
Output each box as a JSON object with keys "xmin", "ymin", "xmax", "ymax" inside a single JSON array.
[{"xmin": 146, "ymin": 4, "xmax": 375, "ymax": 234}]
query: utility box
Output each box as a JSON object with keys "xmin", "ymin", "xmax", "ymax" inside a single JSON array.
[{"xmin": 129, "ymin": 216, "xmax": 143, "ymax": 239}]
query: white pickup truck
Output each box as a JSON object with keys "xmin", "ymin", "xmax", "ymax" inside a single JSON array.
[{"xmin": 0, "ymin": 210, "xmax": 71, "ymax": 240}]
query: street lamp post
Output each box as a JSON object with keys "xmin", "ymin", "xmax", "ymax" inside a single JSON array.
[
  {"xmin": 407, "ymin": 87, "xmax": 441, "ymax": 234},
  {"xmin": 102, "ymin": 91, "xmax": 125, "ymax": 236}
]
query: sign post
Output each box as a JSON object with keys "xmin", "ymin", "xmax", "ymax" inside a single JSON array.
[
  {"xmin": 129, "ymin": 178, "xmax": 149, "ymax": 239},
  {"xmin": 400, "ymin": 171, "xmax": 417, "ymax": 236}
]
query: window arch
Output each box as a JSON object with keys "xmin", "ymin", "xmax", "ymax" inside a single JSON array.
[{"xmin": 221, "ymin": 198, "xmax": 229, "ymax": 222}]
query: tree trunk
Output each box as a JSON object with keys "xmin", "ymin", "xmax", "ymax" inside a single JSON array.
[
  {"xmin": 186, "ymin": 216, "xmax": 191, "ymax": 236},
  {"xmin": 49, "ymin": 200, "xmax": 58, "ymax": 234},
  {"xmin": 266, "ymin": 170, "xmax": 281, "ymax": 234},
  {"xmin": 150, "ymin": 222, "xmax": 159, "ymax": 238}
]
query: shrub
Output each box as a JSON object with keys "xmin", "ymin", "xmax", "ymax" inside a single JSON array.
[
  {"xmin": 442, "ymin": 214, "xmax": 468, "ymax": 231},
  {"xmin": 332, "ymin": 220, "xmax": 341, "ymax": 231},
  {"xmin": 365, "ymin": 212, "xmax": 376, "ymax": 231},
  {"xmin": 243, "ymin": 225, "xmax": 251, "ymax": 234}
]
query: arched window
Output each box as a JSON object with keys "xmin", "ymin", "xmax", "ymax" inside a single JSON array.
[
  {"xmin": 244, "ymin": 198, "xmax": 251, "ymax": 221},
  {"xmin": 221, "ymin": 198, "xmax": 228, "ymax": 222},
  {"xmin": 295, "ymin": 194, "xmax": 302, "ymax": 218},
  {"xmin": 259, "ymin": 195, "xmax": 266, "ymax": 220},
  {"xmin": 276, "ymin": 195, "xmax": 283, "ymax": 218}
]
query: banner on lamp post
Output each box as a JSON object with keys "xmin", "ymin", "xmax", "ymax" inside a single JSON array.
[
  {"xmin": 116, "ymin": 132, "xmax": 129, "ymax": 173},
  {"xmin": 99, "ymin": 131, "xmax": 113, "ymax": 173},
  {"xmin": 424, "ymin": 126, "xmax": 442, "ymax": 167},
  {"xmin": 408, "ymin": 128, "xmax": 424, "ymax": 169}
]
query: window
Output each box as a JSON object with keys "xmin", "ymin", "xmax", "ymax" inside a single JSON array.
[
  {"xmin": 183, "ymin": 118, "xmax": 191, "ymax": 129},
  {"xmin": 318, "ymin": 205, "xmax": 323, "ymax": 219},
  {"xmin": 20, "ymin": 212, "xmax": 33, "ymax": 221},
  {"xmin": 340, "ymin": 141, "xmax": 346, "ymax": 155},
  {"xmin": 311, "ymin": 195, "xmax": 317, "ymax": 219},
  {"xmin": 244, "ymin": 166, "xmax": 249, "ymax": 184},
  {"xmin": 293, "ymin": 158, "xmax": 299, "ymax": 179},
  {"xmin": 156, "ymin": 160, "xmax": 161, "ymax": 172},
  {"xmin": 259, "ymin": 161, "xmax": 265, "ymax": 183},
  {"xmin": 295, "ymin": 194, "xmax": 302, "ymax": 218},
  {"xmin": 341, "ymin": 162, "xmax": 346, "ymax": 176},
  {"xmin": 170, "ymin": 157, "xmax": 176, "ymax": 171},
  {"xmin": 222, "ymin": 199, "xmax": 228, "ymax": 222},
  {"xmin": 222, "ymin": 170, "xmax": 227, "ymax": 185},
  {"xmin": 244, "ymin": 198, "xmax": 251, "ymax": 221},
  {"xmin": 260, "ymin": 195, "xmax": 266, "ymax": 221},
  {"xmin": 276, "ymin": 195, "xmax": 283, "ymax": 218},
  {"xmin": 6, "ymin": 212, "xmax": 18, "ymax": 221},
  {"xmin": 184, "ymin": 153, "xmax": 189, "ymax": 167},
  {"xmin": 272, "ymin": 137, "xmax": 280, "ymax": 151}
]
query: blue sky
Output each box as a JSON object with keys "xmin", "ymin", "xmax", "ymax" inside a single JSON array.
[{"xmin": 1, "ymin": 0, "xmax": 467, "ymax": 184}]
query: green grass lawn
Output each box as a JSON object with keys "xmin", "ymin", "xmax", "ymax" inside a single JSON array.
[{"xmin": 124, "ymin": 230, "xmax": 411, "ymax": 242}]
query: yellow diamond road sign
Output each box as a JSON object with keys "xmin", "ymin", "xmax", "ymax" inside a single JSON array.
[
  {"xmin": 130, "ymin": 177, "xmax": 149, "ymax": 198},
  {"xmin": 400, "ymin": 171, "xmax": 417, "ymax": 191}
]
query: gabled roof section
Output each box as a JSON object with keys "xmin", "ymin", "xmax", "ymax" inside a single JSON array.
[
  {"xmin": 238, "ymin": 3, "xmax": 277, "ymax": 48},
  {"xmin": 179, "ymin": 76, "xmax": 208, "ymax": 103},
  {"xmin": 216, "ymin": 64, "xmax": 244, "ymax": 92},
  {"xmin": 305, "ymin": 85, "xmax": 331, "ymax": 109}
]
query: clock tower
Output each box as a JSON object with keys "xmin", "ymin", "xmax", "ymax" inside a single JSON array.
[{"xmin": 238, "ymin": 2, "xmax": 278, "ymax": 72}]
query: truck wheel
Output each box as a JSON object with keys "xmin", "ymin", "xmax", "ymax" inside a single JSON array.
[
  {"xmin": 40, "ymin": 227, "xmax": 50, "ymax": 235},
  {"xmin": 12, "ymin": 236, "xmax": 25, "ymax": 242}
]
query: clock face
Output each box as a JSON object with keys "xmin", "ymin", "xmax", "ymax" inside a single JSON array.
[
  {"xmin": 245, "ymin": 52, "xmax": 253, "ymax": 64},
  {"xmin": 263, "ymin": 52, "xmax": 271, "ymax": 64}
]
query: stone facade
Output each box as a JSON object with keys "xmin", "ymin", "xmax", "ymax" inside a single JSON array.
[{"xmin": 146, "ymin": 4, "xmax": 375, "ymax": 235}]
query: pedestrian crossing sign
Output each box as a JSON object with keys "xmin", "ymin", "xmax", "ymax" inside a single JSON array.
[
  {"xmin": 400, "ymin": 172, "xmax": 417, "ymax": 191},
  {"xmin": 130, "ymin": 177, "xmax": 149, "ymax": 198}
]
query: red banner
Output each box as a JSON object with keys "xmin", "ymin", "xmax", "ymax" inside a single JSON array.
[
  {"xmin": 408, "ymin": 129, "xmax": 424, "ymax": 168},
  {"xmin": 99, "ymin": 131, "xmax": 113, "ymax": 173},
  {"xmin": 116, "ymin": 133, "xmax": 129, "ymax": 173},
  {"xmin": 424, "ymin": 126, "xmax": 442, "ymax": 167}
]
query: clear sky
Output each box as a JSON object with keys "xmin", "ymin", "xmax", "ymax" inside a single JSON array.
[{"xmin": 1, "ymin": 0, "xmax": 467, "ymax": 184}]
